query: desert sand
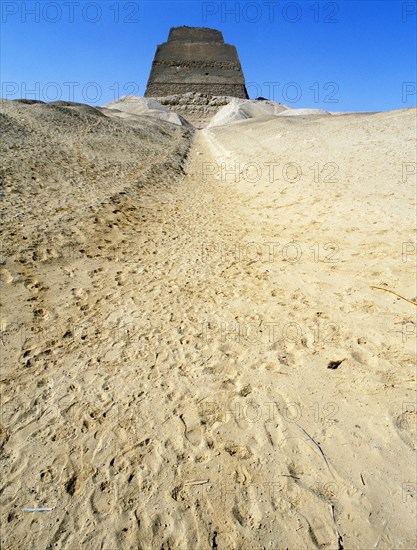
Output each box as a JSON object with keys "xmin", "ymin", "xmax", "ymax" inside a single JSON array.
[{"xmin": 0, "ymin": 98, "xmax": 416, "ymax": 549}]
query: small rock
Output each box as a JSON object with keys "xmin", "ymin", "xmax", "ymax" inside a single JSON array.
[
  {"xmin": 239, "ymin": 384, "xmax": 252, "ymax": 397},
  {"xmin": 327, "ymin": 359, "xmax": 345, "ymax": 370}
]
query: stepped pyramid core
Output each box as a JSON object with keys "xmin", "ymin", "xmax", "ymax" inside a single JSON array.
[{"xmin": 144, "ymin": 26, "xmax": 248, "ymax": 98}]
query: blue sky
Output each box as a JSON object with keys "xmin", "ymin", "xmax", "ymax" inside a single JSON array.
[{"xmin": 1, "ymin": 0, "xmax": 416, "ymax": 111}]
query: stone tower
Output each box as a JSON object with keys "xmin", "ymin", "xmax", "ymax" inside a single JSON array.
[{"xmin": 144, "ymin": 26, "xmax": 248, "ymax": 98}]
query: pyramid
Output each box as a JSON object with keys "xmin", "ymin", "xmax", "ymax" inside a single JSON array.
[{"xmin": 144, "ymin": 26, "xmax": 248, "ymax": 98}]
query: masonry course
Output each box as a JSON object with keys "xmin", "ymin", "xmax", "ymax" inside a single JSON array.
[{"xmin": 145, "ymin": 26, "xmax": 248, "ymax": 99}]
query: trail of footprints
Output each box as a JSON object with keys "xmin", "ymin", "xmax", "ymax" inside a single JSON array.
[{"xmin": 1, "ymin": 130, "xmax": 413, "ymax": 549}]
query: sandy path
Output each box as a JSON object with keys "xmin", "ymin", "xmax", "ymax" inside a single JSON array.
[
  {"xmin": 1, "ymin": 118, "xmax": 416, "ymax": 549},
  {"xmin": 2, "ymin": 130, "xmax": 282, "ymax": 549}
]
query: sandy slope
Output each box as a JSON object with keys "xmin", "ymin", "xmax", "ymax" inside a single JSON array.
[{"xmin": 0, "ymin": 102, "xmax": 416, "ymax": 549}]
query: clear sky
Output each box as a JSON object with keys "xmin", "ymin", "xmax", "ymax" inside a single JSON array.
[{"xmin": 1, "ymin": 0, "xmax": 416, "ymax": 111}]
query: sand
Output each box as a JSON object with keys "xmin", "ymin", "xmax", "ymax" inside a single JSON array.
[
  {"xmin": 102, "ymin": 96, "xmax": 192, "ymax": 127},
  {"xmin": 1, "ymin": 99, "xmax": 416, "ymax": 549},
  {"xmin": 208, "ymin": 99, "xmax": 288, "ymax": 127}
]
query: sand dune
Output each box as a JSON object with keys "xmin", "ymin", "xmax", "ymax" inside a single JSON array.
[
  {"xmin": 102, "ymin": 96, "xmax": 192, "ymax": 127},
  {"xmin": 207, "ymin": 99, "xmax": 288, "ymax": 127},
  {"xmin": 0, "ymin": 100, "xmax": 416, "ymax": 549}
]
